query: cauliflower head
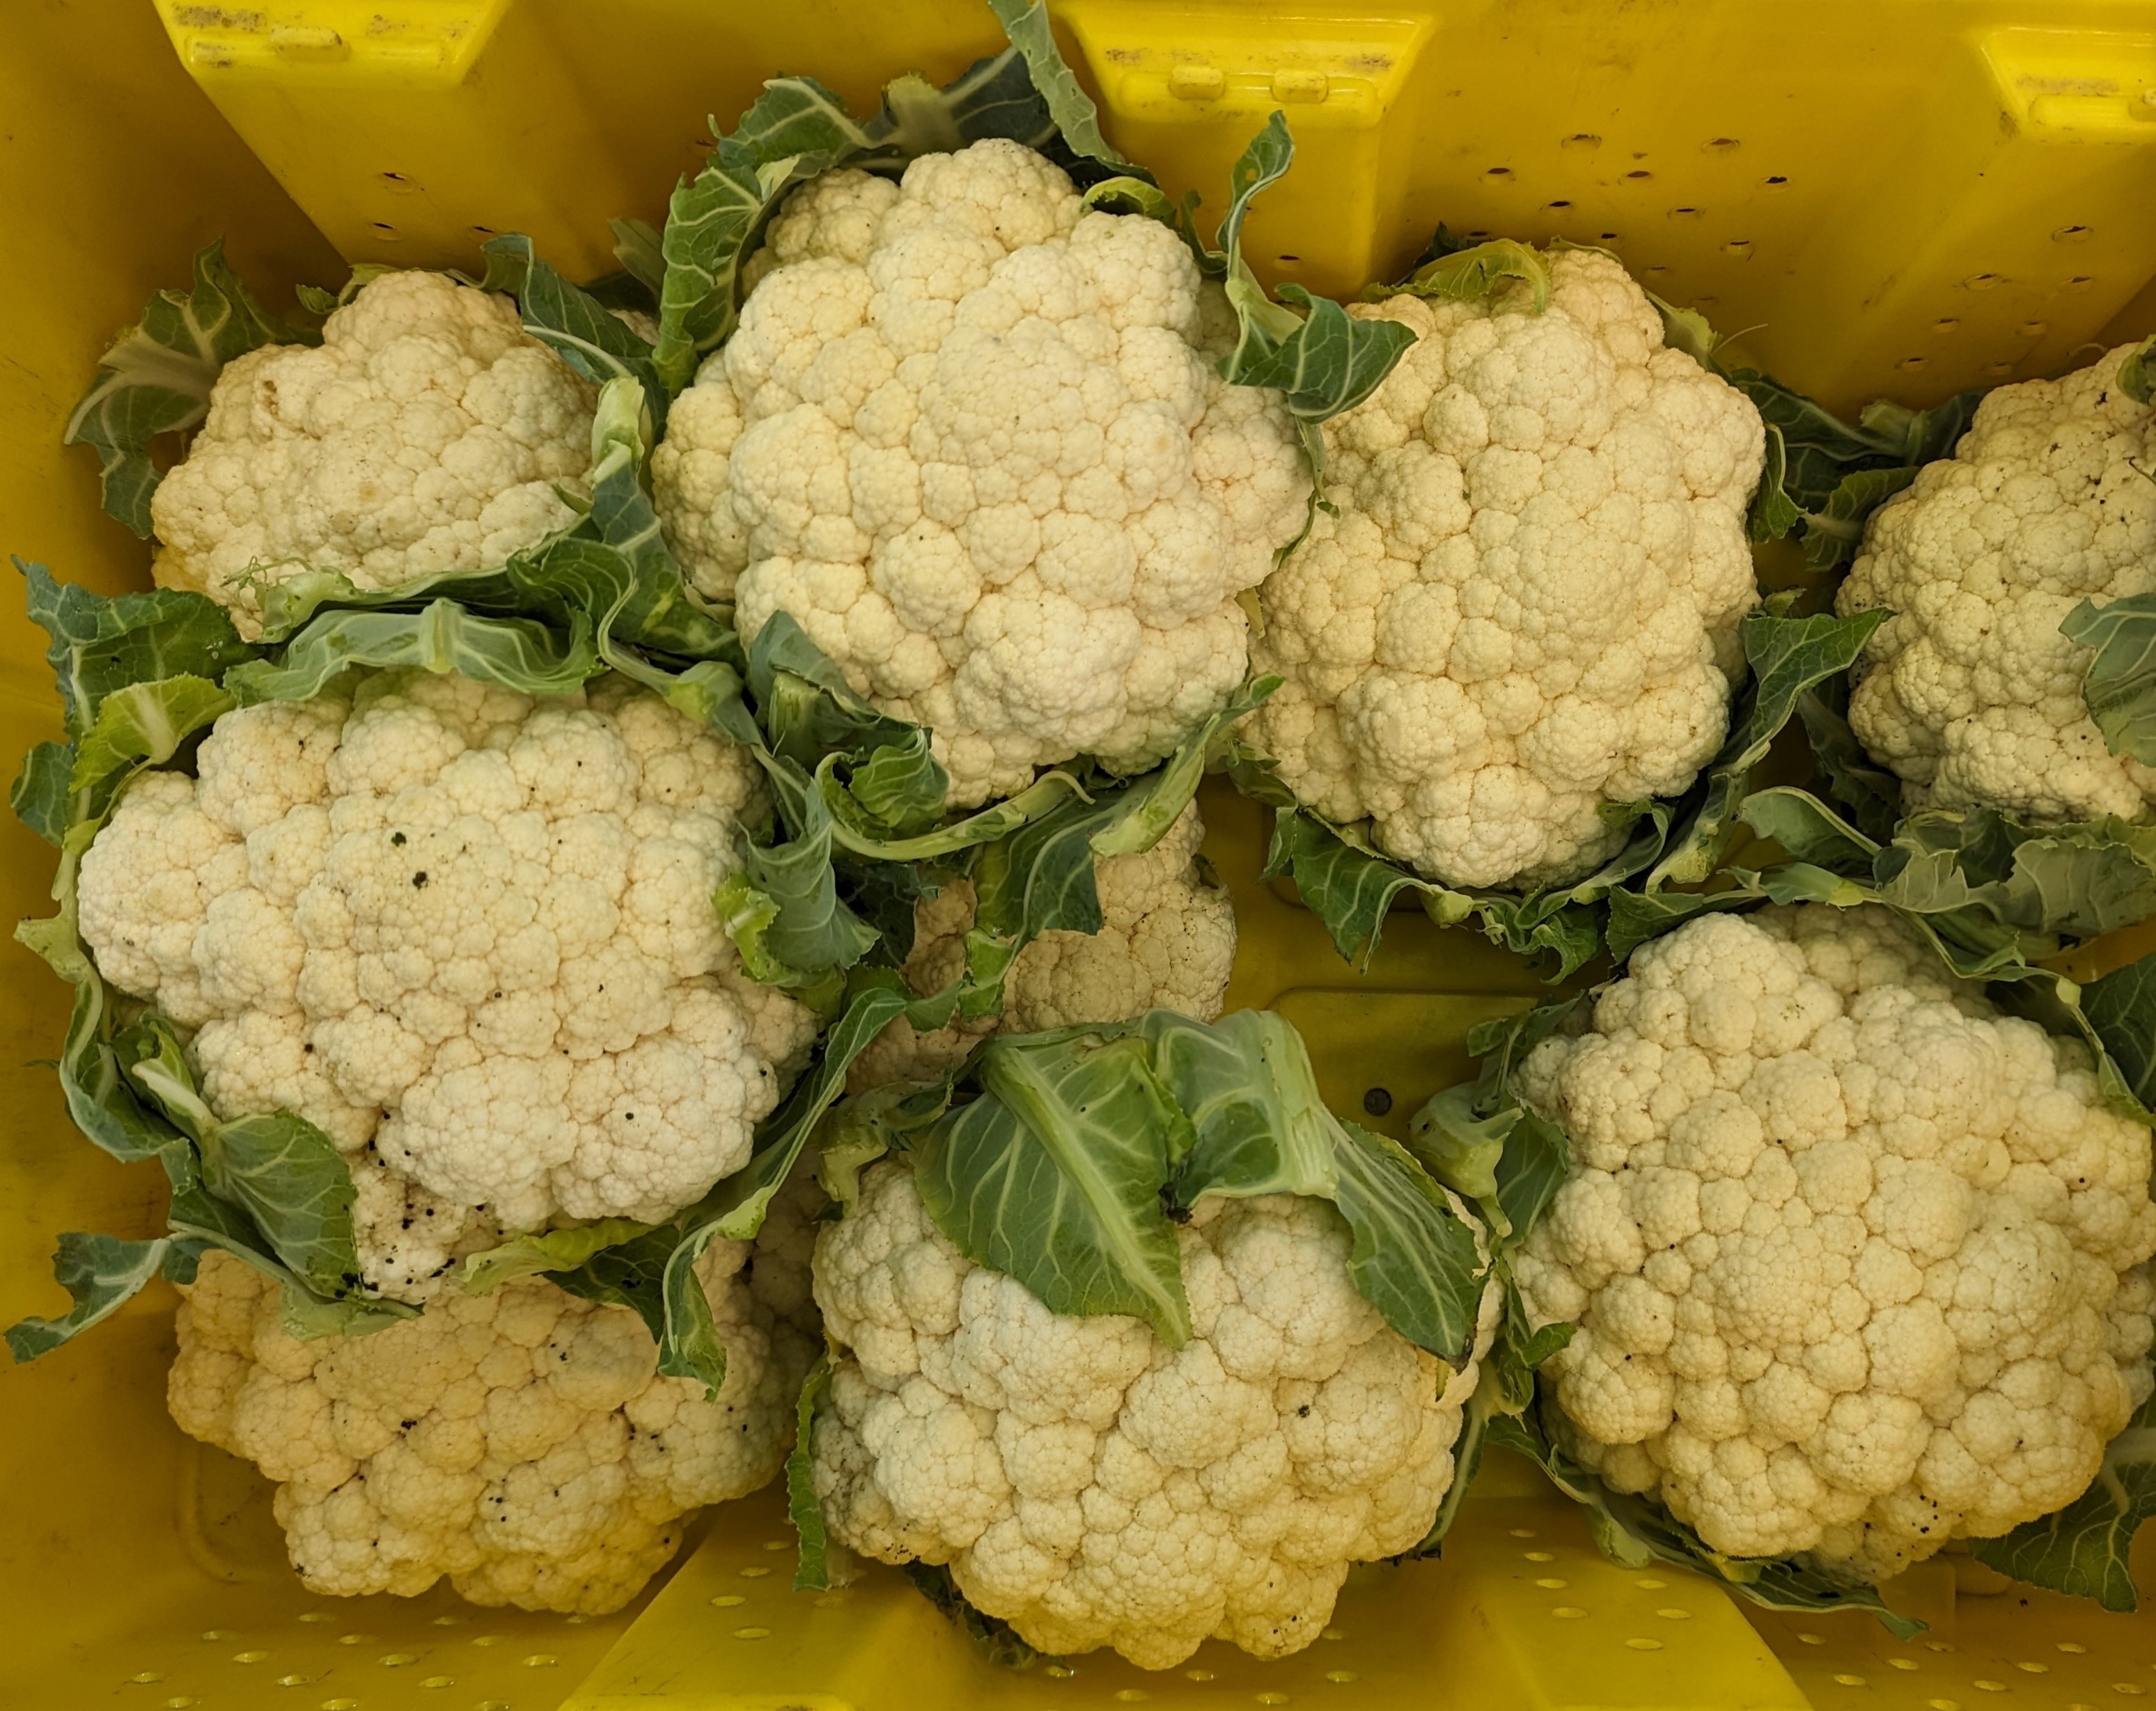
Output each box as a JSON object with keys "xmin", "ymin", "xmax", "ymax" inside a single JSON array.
[
  {"xmin": 1513, "ymin": 903, "xmax": 2156, "ymax": 1581},
  {"xmin": 77, "ymin": 669, "xmax": 817, "ymax": 1298},
  {"xmin": 810, "ymin": 1160, "xmax": 1493, "ymax": 1669},
  {"xmin": 1837, "ymin": 345, "xmax": 2156, "ymax": 822},
  {"xmin": 651, "ymin": 140, "xmax": 1309, "ymax": 808},
  {"xmin": 152, "ymin": 270, "xmax": 600, "ymax": 636},
  {"xmin": 1247, "ymin": 249, "xmax": 1765, "ymax": 889},
  {"xmin": 847, "ymin": 799, "xmax": 1235, "ymax": 1090},
  {"xmin": 167, "ymin": 1189, "xmax": 819, "ymax": 1614}
]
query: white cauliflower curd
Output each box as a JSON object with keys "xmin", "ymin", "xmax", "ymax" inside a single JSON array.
[
  {"xmin": 809, "ymin": 1161, "xmax": 1495, "ymax": 1669},
  {"xmin": 1514, "ymin": 903, "xmax": 2156, "ymax": 1581},
  {"xmin": 77, "ymin": 668, "xmax": 815, "ymax": 1299},
  {"xmin": 1837, "ymin": 345, "xmax": 2156, "ymax": 822},
  {"xmin": 167, "ymin": 1191, "xmax": 818, "ymax": 1614},
  {"xmin": 1247, "ymin": 249, "xmax": 1765, "ymax": 889},
  {"xmin": 651, "ymin": 139, "xmax": 1309, "ymax": 808},
  {"xmin": 846, "ymin": 800, "xmax": 1235, "ymax": 1090},
  {"xmin": 152, "ymin": 270, "xmax": 600, "ymax": 635}
]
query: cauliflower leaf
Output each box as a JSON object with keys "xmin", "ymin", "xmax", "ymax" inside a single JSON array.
[
  {"xmin": 63, "ymin": 240, "xmax": 318, "ymax": 537},
  {"xmin": 1973, "ymin": 1388, "xmax": 2156, "ymax": 1609},
  {"xmin": 2063, "ymin": 592, "xmax": 2156, "ymax": 768}
]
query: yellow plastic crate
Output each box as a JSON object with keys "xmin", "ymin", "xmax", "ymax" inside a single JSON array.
[{"xmin": 10, "ymin": 3, "xmax": 2156, "ymax": 1706}]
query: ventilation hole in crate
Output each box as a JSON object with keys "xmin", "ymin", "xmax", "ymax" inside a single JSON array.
[
  {"xmin": 1113, "ymin": 1692, "xmax": 1149, "ymax": 1704},
  {"xmin": 128, "ymin": 1671, "xmax": 164, "ymax": 1683},
  {"xmin": 1705, "ymin": 136, "xmax": 1740, "ymax": 153},
  {"xmin": 419, "ymin": 1678, "xmax": 454, "ymax": 1690},
  {"xmin": 1971, "ymin": 1683, "xmax": 2008, "ymax": 1694},
  {"xmin": 471, "ymin": 225, "xmax": 496, "ymax": 237},
  {"xmin": 1724, "ymin": 240, "xmax": 1753, "ymax": 258},
  {"xmin": 2016, "ymin": 1662, "xmax": 2049, "ymax": 1673},
  {"xmin": 1508, "ymin": 1528, "xmax": 1537, "ymax": 1538},
  {"xmin": 1625, "ymin": 169, "xmax": 1653, "ymax": 181},
  {"xmin": 380, "ymin": 170, "xmax": 410, "ymax": 183},
  {"xmin": 1763, "ymin": 174, "xmax": 1789, "ymax": 187},
  {"xmin": 2054, "ymin": 224, "xmax": 2093, "ymax": 242},
  {"xmin": 231, "ymin": 1650, "xmax": 268, "ymax": 1663},
  {"xmin": 1964, "ymin": 272, "xmax": 2001, "ymax": 290},
  {"xmin": 1832, "ymin": 1675, "xmax": 1866, "ymax": 1687},
  {"xmin": 1279, "ymin": 253, "xmax": 1302, "ymax": 263},
  {"xmin": 1933, "ymin": 317, "xmax": 1960, "ymax": 334},
  {"xmin": 1900, "ymin": 356, "xmax": 1928, "ymax": 370},
  {"xmin": 1925, "ymin": 1701, "xmax": 1962, "ymax": 1710},
  {"xmin": 2067, "ymin": 274, "xmax": 2095, "ymax": 290},
  {"xmin": 2020, "ymin": 320, "xmax": 2049, "ymax": 338},
  {"xmin": 1598, "ymin": 231, "xmax": 1620, "ymax": 242},
  {"xmin": 1655, "ymin": 1608, "xmax": 1691, "ymax": 1620},
  {"xmin": 1889, "ymin": 1659, "xmax": 1919, "ymax": 1671},
  {"xmin": 1325, "ymin": 1671, "xmax": 1359, "ymax": 1684},
  {"xmin": 1361, "ymin": 1086, "xmax": 1392, "ymax": 1116},
  {"xmin": 379, "ymin": 1652, "xmax": 418, "ymax": 1666},
  {"xmin": 298, "ymin": 1613, "xmax": 334, "ymax": 1625},
  {"xmin": 276, "ymin": 1675, "xmax": 314, "ymax": 1688},
  {"xmin": 2059, "ymin": 1643, "xmax": 2089, "ymax": 1654},
  {"xmin": 321, "ymin": 1701, "xmax": 359, "ymax": 1710},
  {"xmin": 1485, "ymin": 166, "xmax": 1515, "ymax": 180},
  {"xmin": 1544, "ymin": 199, "xmax": 1572, "ymax": 210},
  {"xmin": 1625, "ymin": 1639, "xmax": 1664, "ymax": 1652},
  {"xmin": 472, "ymin": 1634, "xmax": 507, "ymax": 1647},
  {"xmin": 1563, "ymin": 132, "xmax": 1601, "ymax": 149},
  {"xmin": 1551, "ymin": 1606, "xmax": 1587, "ymax": 1620},
  {"xmin": 371, "ymin": 221, "xmax": 398, "ymax": 236},
  {"xmin": 1923, "ymin": 1641, "xmax": 1957, "ymax": 1653},
  {"xmin": 1188, "ymin": 1670, "xmax": 1217, "ymax": 1682},
  {"xmin": 1533, "ymin": 1577, "xmax": 1567, "ymax": 1589},
  {"xmin": 762, "ymin": 1538, "xmax": 790, "ymax": 1552},
  {"xmin": 1044, "ymin": 1663, "xmax": 1076, "ymax": 1678},
  {"xmin": 199, "ymin": 1632, "xmax": 225, "ymax": 1642},
  {"xmin": 2113, "ymin": 1686, "xmax": 2148, "ymax": 1697},
  {"xmin": 1798, "ymin": 1634, "xmax": 1827, "ymax": 1646},
  {"xmin": 1669, "ymin": 205, "xmax": 1701, "ymax": 218},
  {"xmin": 1523, "ymin": 1550, "xmax": 1556, "ymax": 1562},
  {"xmin": 733, "ymin": 1628, "xmax": 772, "ymax": 1641},
  {"xmin": 1256, "ymin": 1695, "xmax": 1292, "ymax": 1706},
  {"xmin": 1984, "ymin": 361, "xmax": 2013, "ymax": 377},
  {"xmin": 1633, "ymin": 1578, "xmax": 1665, "ymax": 1589},
  {"xmin": 525, "ymin": 1651, "xmax": 561, "ymax": 1666},
  {"xmin": 336, "ymin": 1633, "xmax": 373, "ymax": 1646}
]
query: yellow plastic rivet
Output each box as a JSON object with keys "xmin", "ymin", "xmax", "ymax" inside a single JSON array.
[
  {"xmin": 1533, "ymin": 1578, "xmax": 1567, "ymax": 1589},
  {"xmin": 1325, "ymin": 1673, "xmax": 1359, "ymax": 1686},
  {"xmin": 733, "ymin": 1628, "xmax": 772, "ymax": 1641},
  {"xmin": 128, "ymin": 1674, "xmax": 164, "ymax": 1685},
  {"xmin": 378, "ymin": 1653, "xmax": 418, "ymax": 1666},
  {"xmin": 1552, "ymin": 1606, "xmax": 1587, "ymax": 1620},
  {"xmin": 1270, "ymin": 69, "xmax": 1328, "ymax": 103},
  {"xmin": 268, "ymin": 25, "xmax": 349, "ymax": 62},
  {"xmin": 1625, "ymin": 1639, "xmax": 1664, "ymax": 1652},
  {"xmin": 523, "ymin": 1653, "xmax": 560, "ymax": 1666},
  {"xmin": 1168, "ymin": 65, "xmax": 1224, "ymax": 102},
  {"xmin": 1524, "ymin": 1550, "xmax": 1556, "ymax": 1562},
  {"xmin": 1656, "ymin": 1608, "xmax": 1692, "ymax": 1621},
  {"xmin": 1114, "ymin": 1692, "xmax": 1149, "ymax": 1704},
  {"xmin": 1834, "ymin": 1676, "xmax": 1866, "ymax": 1687},
  {"xmin": 2020, "ymin": 1662, "xmax": 2051, "ymax": 1673},
  {"xmin": 420, "ymin": 1680, "xmax": 455, "ymax": 1692},
  {"xmin": 1633, "ymin": 1578, "xmax": 1666, "ymax": 1591},
  {"xmin": 740, "ymin": 1565, "xmax": 773, "ymax": 1578},
  {"xmin": 232, "ymin": 1650, "xmax": 268, "ymax": 1664},
  {"xmin": 710, "ymin": 1595, "xmax": 747, "ymax": 1608},
  {"xmin": 1187, "ymin": 1671, "xmax": 1217, "ymax": 1682}
]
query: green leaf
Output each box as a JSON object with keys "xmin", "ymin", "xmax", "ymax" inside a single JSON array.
[
  {"xmin": 63, "ymin": 240, "xmax": 318, "ymax": 536},
  {"xmin": 1797, "ymin": 678, "xmax": 1903, "ymax": 845},
  {"xmin": 1407, "ymin": 1086, "xmax": 1512, "ymax": 1222},
  {"xmin": 913, "ymin": 1031, "xmax": 1196, "ymax": 1343},
  {"xmin": 2065, "ymin": 594, "xmax": 2156, "ymax": 765},
  {"xmin": 2084, "ymin": 955, "xmax": 2156, "ymax": 1111},
  {"xmin": 11, "ymin": 742, "xmax": 72, "ymax": 847},
  {"xmin": 786, "ymin": 1354, "xmax": 837, "ymax": 1590},
  {"xmin": 1747, "ymin": 426, "xmax": 1802, "ymax": 547},
  {"xmin": 469, "ymin": 233, "xmax": 667, "ymax": 430},
  {"xmin": 1798, "ymin": 464, "xmax": 1919, "ymax": 572},
  {"xmin": 1739, "ymin": 785, "xmax": 1881, "ymax": 872},
  {"xmin": 609, "ymin": 217, "xmax": 666, "ymax": 298},
  {"xmin": 5, "ymin": 1233, "xmax": 176, "ymax": 1362},
  {"xmin": 1375, "ymin": 237, "xmax": 1551, "ymax": 312},
  {"xmin": 1152, "ymin": 1008, "xmax": 1340, "ymax": 1204},
  {"xmin": 228, "ymin": 598, "xmax": 600, "ymax": 705},
  {"xmin": 458, "ymin": 1219, "xmax": 658, "ymax": 1295},
  {"xmin": 1329, "ymin": 1121, "xmax": 1487, "ymax": 1368},
  {"xmin": 2123, "ymin": 336, "xmax": 2156, "ymax": 406},
  {"xmin": 984, "ymin": 0, "xmax": 1139, "ymax": 175},
  {"xmin": 654, "ymin": 50, "xmax": 1057, "ymax": 392},
  {"xmin": 19, "ymin": 558, "xmax": 259, "ymax": 740},
  {"xmin": 1972, "ymin": 1389, "xmax": 2156, "ymax": 1610}
]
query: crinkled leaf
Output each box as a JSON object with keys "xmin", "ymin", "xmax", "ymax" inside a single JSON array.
[
  {"xmin": 2123, "ymin": 336, "xmax": 2156, "ymax": 405},
  {"xmin": 1798, "ymin": 678, "xmax": 1903, "ymax": 845},
  {"xmin": 1329, "ymin": 1121, "xmax": 1486, "ymax": 1368},
  {"xmin": 460, "ymin": 1219, "xmax": 658, "ymax": 1295},
  {"xmin": 609, "ymin": 217, "xmax": 666, "ymax": 299},
  {"xmin": 985, "ymin": 0, "xmax": 1139, "ymax": 175},
  {"xmin": 2084, "ymin": 956, "xmax": 2156, "ymax": 1111},
  {"xmin": 1798, "ymin": 464, "xmax": 1920, "ymax": 572},
  {"xmin": 786, "ymin": 1355, "xmax": 838, "ymax": 1590},
  {"xmin": 1973, "ymin": 1390, "xmax": 2156, "ymax": 1609},
  {"xmin": 19, "ymin": 558, "xmax": 259, "ymax": 740},
  {"xmin": 1155, "ymin": 1008, "xmax": 1340, "ymax": 1205},
  {"xmin": 10, "ymin": 742, "xmax": 70, "ymax": 846},
  {"xmin": 2066, "ymin": 594, "xmax": 2156, "ymax": 766},
  {"xmin": 913, "ymin": 1031, "xmax": 1196, "ymax": 1343},
  {"xmin": 1740, "ymin": 784, "xmax": 1881, "ymax": 871},
  {"xmin": 228, "ymin": 598, "xmax": 600, "ymax": 705},
  {"xmin": 1375, "ymin": 237, "xmax": 1550, "ymax": 312},
  {"xmin": 5, "ymin": 1233, "xmax": 176, "ymax": 1363},
  {"xmin": 63, "ymin": 240, "xmax": 318, "ymax": 536},
  {"xmin": 654, "ymin": 50, "xmax": 1056, "ymax": 391},
  {"xmin": 1747, "ymin": 426, "xmax": 1802, "ymax": 545}
]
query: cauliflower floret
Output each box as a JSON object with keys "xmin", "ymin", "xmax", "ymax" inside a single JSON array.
[
  {"xmin": 1837, "ymin": 345, "xmax": 2156, "ymax": 822},
  {"xmin": 846, "ymin": 800, "xmax": 1235, "ymax": 1091},
  {"xmin": 810, "ymin": 1161, "xmax": 1495, "ymax": 1669},
  {"xmin": 166, "ymin": 1215, "xmax": 818, "ymax": 1614},
  {"xmin": 1247, "ymin": 251, "xmax": 1765, "ymax": 889},
  {"xmin": 77, "ymin": 669, "xmax": 815, "ymax": 1299},
  {"xmin": 1514, "ymin": 903, "xmax": 2156, "ymax": 1581},
  {"xmin": 652, "ymin": 144, "xmax": 1309, "ymax": 808},
  {"xmin": 150, "ymin": 270, "xmax": 601, "ymax": 636}
]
